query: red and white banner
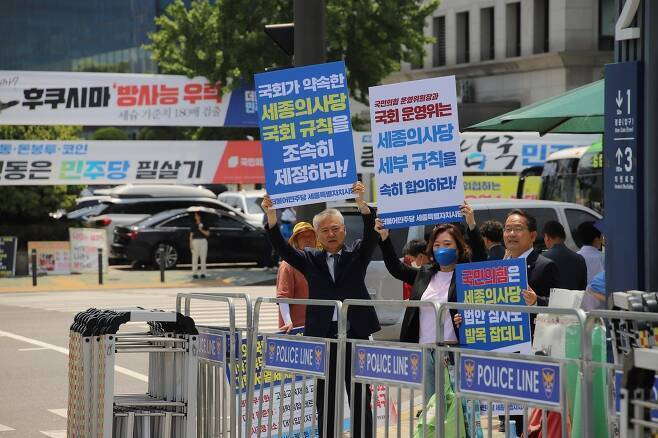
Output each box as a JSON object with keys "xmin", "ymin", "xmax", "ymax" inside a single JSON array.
[
  {"xmin": 0, "ymin": 71, "xmax": 258, "ymax": 126},
  {"xmin": 0, "ymin": 140, "xmax": 264, "ymax": 185}
]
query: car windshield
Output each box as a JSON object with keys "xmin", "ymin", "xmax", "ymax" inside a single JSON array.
[
  {"xmin": 246, "ymin": 197, "xmax": 264, "ymax": 214},
  {"xmin": 69, "ymin": 202, "xmax": 107, "ymax": 219},
  {"xmin": 133, "ymin": 209, "xmax": 187, "ymax": 228}
]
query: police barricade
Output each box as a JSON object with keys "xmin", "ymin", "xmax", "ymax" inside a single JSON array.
[
  {"xmin": 339, "ymin": 299, "xmax": 442, "ymax": 438},
  {"xmin": 244, "ymin": 297, "xmax": 344, "ymax": 438},
  {"xmin": 435, "ymin": 302, "xmax": 589, "ymax": 438},
  {"xmin": 176, "ymin": 292, "xmax": 253, "ymax": 438},
  {"xmin": 584, "ymin": 308, "xmax": 658, "ymax": 438}
]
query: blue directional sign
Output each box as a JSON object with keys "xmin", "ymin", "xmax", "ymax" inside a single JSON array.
[
  {"xmin": 198, "ymin": 332, "xmax": 224, "ymax": 363},
  {"xmin": 353, "ymin": 345, "xmax": 423, "ymax": 386},
  {"xmin": 604, "ymin": 61, "xmax": 643, "ymax": 292},
  {"xmin": 264, "ymin": 337, "xmax": 326, "ymax": 376},
  {"xmin": 459, "ymin": 355, "xmax": 560, "ymax": 406}
]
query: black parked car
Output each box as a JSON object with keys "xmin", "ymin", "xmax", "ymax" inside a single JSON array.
[{"xmin": 112, "ymin": 208, "xmax": 275, "ymax": 269}]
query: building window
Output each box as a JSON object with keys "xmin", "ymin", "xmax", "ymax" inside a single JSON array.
[
  {"xmin": 433, "ymin": 16, "xmax": 446, "ymax": 67},
  {"xmin": 599, "ymin": 0, "xmax": 615, "ymax": 50},
  {"xmin": 480, "ymin": 7, "xmax": 495, "ymax": 61},
  {"xmin": 506, "ymin": 2, "xmax": 521, "ymax": 57},
  {"xmin": 533, "ymin": 0, "xmax": 549, "ymax": 53},
  {"xmin": 456, "ymin": 11, "xmax": 470, "ymax": 64}
]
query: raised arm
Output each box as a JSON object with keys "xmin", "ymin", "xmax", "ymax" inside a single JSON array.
[
  {"xmin": 261, "ymin": 195, "xmax": 306, "ymax": 272},
  {"xmin": 460, "ymin": 201, "xmax": 487, "ymax": 262},
  {"xmin": 374, "ymin": 218, "xmax": 419, "ymax": 285},
  {"xmin": 353, "ymin": 181, "xmax": 377, "ymax": 262}
]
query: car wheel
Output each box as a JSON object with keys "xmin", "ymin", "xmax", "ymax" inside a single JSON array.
[{"xmin": 152, "ymin": 243, "xmax": 179, "ymax": 269}]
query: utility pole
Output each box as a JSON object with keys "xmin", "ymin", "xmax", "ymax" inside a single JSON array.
[{"xmin": 292, "ymin": 0, "xmax": 327, "ymax": 223}]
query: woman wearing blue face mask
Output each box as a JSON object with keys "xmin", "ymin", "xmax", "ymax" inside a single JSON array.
[{"xmin": 374, "ymin": 202, "xmax": 487, "ymax": 401}]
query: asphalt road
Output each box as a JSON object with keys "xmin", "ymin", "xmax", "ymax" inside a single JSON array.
[{"xmin": 0, "ymin": 286, "xmax": 279, "ymax": 437}]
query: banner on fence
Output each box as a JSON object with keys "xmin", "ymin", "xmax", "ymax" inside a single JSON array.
[
  {"xmin": 369, "ymin": 76, "xmax": 465, "ymax": 229},
  {"xmin": 0, "ymin": 140, "xmax": 264, "ymax": 185},
  {"xmin": 69, "ymin": 228, "xmax": 108, "ymax": 273},
  {"xmin": 0, "ymin": 236, "xmax": 18, "ymax": 277},
  {"xmin": 456, "ymin": 259, "xmax": 532, "ymax": 353},
  {"xmin": 255, "ymin": 61, "xmax": 357, "ymax": 208},
  {"xmin": 0, "ymin": 70, "xmax": 257, "ymax": 126},
  {"xmin": 27, "ymin": 241, "xmax": 70, "ymax": 275}
]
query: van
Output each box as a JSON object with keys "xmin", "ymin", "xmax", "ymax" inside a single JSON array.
[
  {"xmin": 333, "ymin": 198, "xmax": 601, "ymax": 339},
  {"xmin": 81, "ymin": 184, "xmax": 251, "ymax": 260}
]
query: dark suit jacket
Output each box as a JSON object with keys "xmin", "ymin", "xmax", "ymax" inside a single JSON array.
[
  {"xmin": 526, "ymin": 249, "xmax": 560, "ymax": 306},
  {"xmin": 542, "ymin": 243, "xmax": 587, "ymax": 290},
  {"xmin": 266, "ymin": 212, "xmax": 380, "ymax": 339},
  {"xmin": 379, "ymin": 225, "xmax": 487, "ymax": 344},
  {"xmin": 487, "ymin": 244, "xmax": 506, "ymax": 261}
]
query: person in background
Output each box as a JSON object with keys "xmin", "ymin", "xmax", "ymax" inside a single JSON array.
[
  {"xmin": 542, "ymin": 220, "xmax": 587, "ymax": 290},
  {"xmin": 276, "ymin": 221, "xmax": 317, "ymax": 332},
  {"xmin": 577, "ymin": 221, "xmax": 605, "ymax": 283},
  {"xmin": 582, "ymin": 271, "xmax": 606, "ymax": 311},
  {"xmin": 401, "ymin": 239, "xmax": 428, "ymax": 300},
  {"xmin": 480, "ymin": 220, "xmax": 506, "ymax": 260},
  {"xmin": 189, "ymin": 211, "xmax": 209, "ymax": 279}
]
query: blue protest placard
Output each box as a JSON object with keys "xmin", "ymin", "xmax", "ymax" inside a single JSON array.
[
  {"xmin": 459, "ymin": 355, "xmax": 560, "ymax": 406},
  {"xmin": 254, "ymin": 61, "xmax": 357, "ymax": 208},
  {"xmin": 353, "ymin": 345, "xmax": 423, "ymax": 386},
  {"xmin": 369, "ymin": 76, "xmax": 465, "ymax": 229},
  {"xmin": 456, "ymin": 259, "xmax": 532, "ymax": 353},
  {"xmin": 197, "ymin": 332, "xmax": 224, "ymax": 363},
  {"xmin": 264, "ymin": 337, "xmax": 326, "ymax": 376}
]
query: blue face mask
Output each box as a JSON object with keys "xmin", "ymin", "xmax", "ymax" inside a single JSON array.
[{"xmin": 433, "ymin": 247, "xmax": 457, "ymax": 266}]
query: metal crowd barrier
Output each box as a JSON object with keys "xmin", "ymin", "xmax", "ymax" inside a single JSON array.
[
  {"xmin": 67, "ymin": 307, "xmax": 198, "ymax": 438},
  {"xmin": 339, "ymin": 299, "xmax": 442, "ymax": 438},
  {"xmin": 176, "ymin": 292, "xmax": 253, "ymax": 438},
  {"xmin": 584, "ymin": 308, "xmax": 658, "ymax": 438},
  {"xmin": 435, "ymin": 302, "xmax": 589, "ymax": 438},
  {"xmin": 244, "ymin": 297, "xmax": 344, "ymax": 438}
]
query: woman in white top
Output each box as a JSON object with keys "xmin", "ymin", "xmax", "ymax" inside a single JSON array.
[{"xmin": 375, "ymin": 204, "xmax": 486, "ymax": 400}]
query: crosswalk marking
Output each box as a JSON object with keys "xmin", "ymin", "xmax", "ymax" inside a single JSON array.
[
  {"xmin": 0, "ymin": 424, "xmax": 15, "ymax": 432},
  {"xmin": 48, "ymin": 409, "xmax": 67, "ymax": 419},
  {"xmin": 40, "ymin": 431, "xmax": 66, "ymax": 438},
  {"xmin": 0, "ymin": 288, "xmax": 282, "ymax": 331}
]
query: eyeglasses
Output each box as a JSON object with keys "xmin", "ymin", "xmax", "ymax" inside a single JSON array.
[{"xmin": 503, "ymin": 226, "xmax": 528, "ymax": 234}]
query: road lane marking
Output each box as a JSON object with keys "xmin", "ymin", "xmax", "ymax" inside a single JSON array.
[
  {"xmin": 18, "ymin": 347, "xmax": 50, "ymax": 351},
  {"xmin": 40, "ymin": 431, "xmax": 66, "ymax": 438},
  {"xmin": 0, "ymin": 424, "xmax": 15, "ymax": 431},
  {"xmin": 48, "ymin": 409, "xmax": 67, "ymax": 418},
  {"xmin": 0, "ymin": 329, "xmax": 147, "ymax": 382}
]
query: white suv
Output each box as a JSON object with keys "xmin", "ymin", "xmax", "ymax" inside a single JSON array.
[
  {"xmin": 334, "ymin": 198, "xmax": 601, "ymax": 339},
  {"xmin": 217, "ymin": 190, "xmax": 266, "ymax": 225},
  {"xmin": 81, "ymin": 185, "xmax": 248, "ymax": 261}
]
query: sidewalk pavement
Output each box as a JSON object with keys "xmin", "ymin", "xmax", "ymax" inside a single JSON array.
[{"xmin": 0, "ymin": 264, "xmax": 278, "ymax": 293}]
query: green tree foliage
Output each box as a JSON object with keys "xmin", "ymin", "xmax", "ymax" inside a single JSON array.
[
  {"xmin": 0, "ymin": 125, "xmax": 83, "ymax": 223},
  {"xmin": 90, "ymin": 127, "xmax": 130, "ymax": 140},
  {"xmin": 145, "ymin": 0, "xmax": 438, "ymax": 103}
]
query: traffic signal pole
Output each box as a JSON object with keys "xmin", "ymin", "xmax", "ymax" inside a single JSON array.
[{"xmin": 293, "ymin": 0, "xmax": 327, "ymax": 223}]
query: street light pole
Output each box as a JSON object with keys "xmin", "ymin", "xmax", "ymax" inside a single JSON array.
[{"xmin": 293, "ymin": 0, "xmax": 327, "ymax": 223}]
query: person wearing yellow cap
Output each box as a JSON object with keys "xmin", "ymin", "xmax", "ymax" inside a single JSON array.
[{"xmin": 276, "ymin": 221, "xmax": 318, "ymax": 333}]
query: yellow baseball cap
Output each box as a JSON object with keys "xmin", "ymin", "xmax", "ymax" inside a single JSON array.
[{"xmin": 288, "ymin": 221, "xmax": 316, "ymax": 245}]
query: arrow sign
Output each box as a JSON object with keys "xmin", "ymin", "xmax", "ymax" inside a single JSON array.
[
  {"xmin": 616, "ymin": 147, "xmax": 623, "ymax": 166},
  {"xmin": 616, "ymin": 90, "xmax": 624, "ymax": 108}
]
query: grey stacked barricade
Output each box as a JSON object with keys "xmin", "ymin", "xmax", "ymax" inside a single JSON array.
[
  {"xmin": 67, "ymin": 307, "xmax": 199, "ymax": 438},
  {"xmin": 68, "ymin": 292, "xmax": 658, "ymax": 438}
]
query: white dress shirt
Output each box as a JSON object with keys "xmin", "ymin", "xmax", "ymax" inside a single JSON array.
[{"xmin": 577, "ymin": 245, "xmax": 604, "ymax": 283}]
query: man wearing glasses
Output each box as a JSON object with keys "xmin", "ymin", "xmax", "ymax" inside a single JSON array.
[
  {"xmin": 503, "ymin": 209, "xmax": 560, "ymax": 307},
  {"xmin": 261, "ymin": 181, "xmax": 379, "ymax": 438}
]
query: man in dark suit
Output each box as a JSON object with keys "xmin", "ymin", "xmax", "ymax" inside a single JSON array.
[
  {"xmin": 542, "ymin": 220, "xmax": 587, "ymax": 290},
  {"xmin": 480, "ymin": 220, "xmax": 506, "ymax": 260},
  {"xmin": 502, "ymin": 209, "xmax": 560, "ymax": 435},
  {"xmin": 262, "ymin": 181, "xmax": 380, "ymax": 438}
]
